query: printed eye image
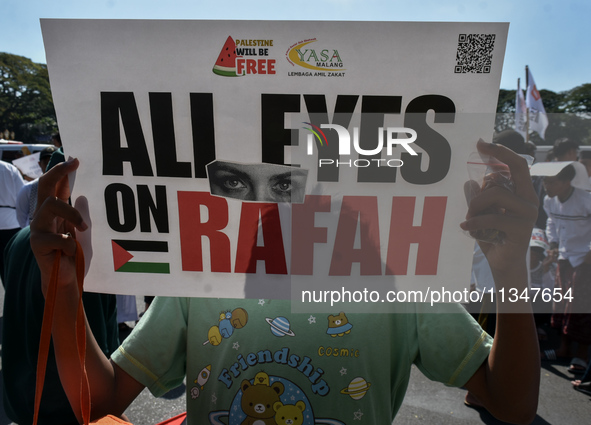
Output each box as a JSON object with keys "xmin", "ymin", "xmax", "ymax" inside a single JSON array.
[{"xmin": 207, "ymin": 161, "xmax": 308, "ymax": 203}]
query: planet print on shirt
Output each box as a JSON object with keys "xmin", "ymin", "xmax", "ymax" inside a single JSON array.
[
  {"xmin": 340, "ymin": 376, "xmax": 371, "ymax": 400},
  {"xmin": 266, "ymin": 316, "xmax": 296, "ymax": 337}
]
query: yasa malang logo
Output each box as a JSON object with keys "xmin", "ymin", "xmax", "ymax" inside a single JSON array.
[
  {"xmin": 213, "ymin": 36, "xmax": 276, "ymax": 77},
  {"xmin": 286, "ymin": 38, "xmax": 345, "ymax": 71},
  {"xmin": 303, "ymin": 123, "xmax": 417, "ymax": 168}
]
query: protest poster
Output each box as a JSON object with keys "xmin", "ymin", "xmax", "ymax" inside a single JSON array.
[
  {"xmin": 12, "ymin": 152, "xmax": 42, "ymax": 179},
  {"xmin": 41, "ymin": 20, "xmax": 508, "ymax": 311}
]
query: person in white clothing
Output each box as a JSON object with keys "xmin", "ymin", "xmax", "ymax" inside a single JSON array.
[
  {"xmin": 0, "ymin": 160, "xmax": 25, "ymax": 284},
  {"xmin": 542, "ymin": 164, "xmax": 591, "ymax": 373}
]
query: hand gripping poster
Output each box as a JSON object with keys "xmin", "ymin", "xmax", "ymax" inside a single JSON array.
[{"xmin": 41, "ymin": 20, "xmax": 508, "ymax": 312}]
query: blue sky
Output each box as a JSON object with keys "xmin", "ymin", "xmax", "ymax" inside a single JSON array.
[{"xmin": 2, "ymin": 0, "xmax": 589, "ymax": 91}]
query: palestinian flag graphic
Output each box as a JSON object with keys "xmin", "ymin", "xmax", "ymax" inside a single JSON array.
[
  {"xmin": 112, "ymin": 240, "xmax": 170, "ymax": 274},
  {"xmin": 212, "ymin": 36, "xmax": 241, "ymax": 77}
]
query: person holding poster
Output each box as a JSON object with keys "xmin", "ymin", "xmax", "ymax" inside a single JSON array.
[{"xmin": 30, "ymin": 140, "xmax": 540, "ymax": 425}]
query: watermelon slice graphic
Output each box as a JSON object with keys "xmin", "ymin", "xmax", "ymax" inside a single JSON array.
[{"xmin": 213, "ymin": 36, "xmax": 241, "ymax": 77}]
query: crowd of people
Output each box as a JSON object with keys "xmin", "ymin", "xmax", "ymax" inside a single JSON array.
[
  {"xmin": 0, "ymin": 130, "xmax": 589, "ymax": 423},
  {"xmin": 530, "ymin": 137, "xmax": 591, "ymax": 396},
  {"xmin": 464, "ymin": 131, "xmax": 591, "ymax": 412}
]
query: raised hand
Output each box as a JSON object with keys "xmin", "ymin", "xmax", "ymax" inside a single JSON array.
[
  {"xmin": 461, "ymin": 140, "xmax": 538, "ymax": 280},
  {"xmin": 30, "ymin": 158, "xmax": 88, "ymax": 295}
]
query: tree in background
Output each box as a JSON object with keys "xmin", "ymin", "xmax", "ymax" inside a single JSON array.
[
  {"xmin": 0, "ymin": 52, "xmax": 57, "ymax": 142},
  {"xmin": 494, "ymin": 89, "xmax": 517, "ymax": 133},
  {"xmin": 495, "ymin": 85, "xmax": 591, "ymax": 146},
  {"xmin": 563, "ymin": 84, "xmax": 591, "ymax": 115}
]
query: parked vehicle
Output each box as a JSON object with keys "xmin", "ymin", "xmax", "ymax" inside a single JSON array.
[{"xmin": 0, "ymin": 141, "xmax": 55, "ymax": 164}]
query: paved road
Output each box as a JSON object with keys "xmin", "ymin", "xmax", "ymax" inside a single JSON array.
[{"xmin": 1, "ymin": 286, "xmax": 589, "ymax": 424}]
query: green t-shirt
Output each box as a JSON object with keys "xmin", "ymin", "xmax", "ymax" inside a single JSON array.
[{"xmin": 112, "ymin": 297, "xmax": 491, "ymax": 425}]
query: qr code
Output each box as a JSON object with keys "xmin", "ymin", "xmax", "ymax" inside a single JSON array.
[{"xmin": 454, "ymin": 34, "xmax": 495, "ymax": 73}]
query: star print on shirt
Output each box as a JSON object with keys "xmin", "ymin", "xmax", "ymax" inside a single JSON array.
[
  {"xmin": 258, "ymin": 299, "xmax": 265, "ymax": 306},
  {"xmin": 353, "ymin": 409, "xmax": 364, "ymax": 420},
  {"xmin": 308, "ymin": 315, "xmax": 316, "ymax": 324},
  {"xmin": 233, "ymin": 342, "xmax": 240, "ymax": 350},
  {"xmin": 211, "ymin": 393, "xmax": 217, "ymax": 404},
  {"xmin": 340, "ymin": 367, "xmax": 347, "ymax": 376}
]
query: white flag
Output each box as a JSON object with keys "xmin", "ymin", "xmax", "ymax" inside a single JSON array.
[
  {"xmin": 515, "ymin": 79, "xmax": 527, "ymax": 139},
  {"xmin": 525, "ymin": 67, "xmax": 548, "ymax": 140}
]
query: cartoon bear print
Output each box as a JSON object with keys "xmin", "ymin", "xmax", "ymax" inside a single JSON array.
[
  {"xmin": 240, "ymin": 378, "xmax": 285, "ymax": 425},
  {"xmin": 273, "ymin": 401, "xmax": 306, "ymax": 425},
  {"xmin": 326, "ymin": 312, "xmax": 353, "ymax": 337}
]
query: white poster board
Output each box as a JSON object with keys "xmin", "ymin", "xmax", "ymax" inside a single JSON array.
[
  {"xmin": 42, "ymin": 20, "xmax": 508, "ymax": 308},
  {"xmin": 12, "ymin": 152, "xmax": 42, "ymax": 179}
]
